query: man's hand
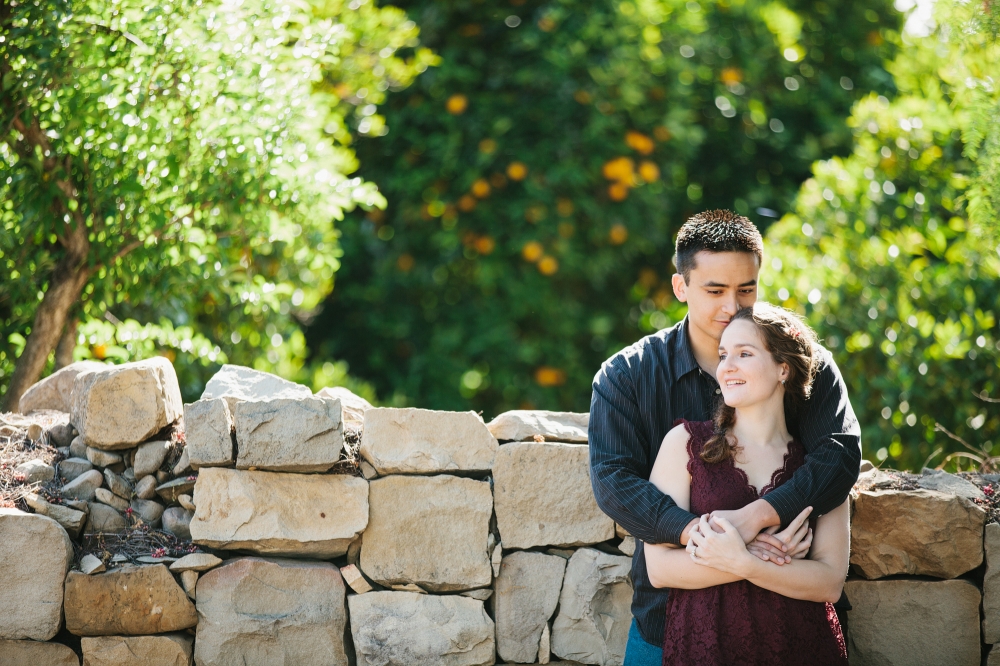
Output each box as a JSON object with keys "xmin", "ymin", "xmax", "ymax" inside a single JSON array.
[
  {"xmin": 748, "ymin": 507, "xmax": 813, "ymax": 565},
  {"xmin": 709, "ymin": 499, "xmax": 780, "ymax": 544}
]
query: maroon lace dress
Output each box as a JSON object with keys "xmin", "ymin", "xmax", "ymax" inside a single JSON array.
[{"xmin": 661, "ymin": 420, "xmax": 847, "ymax": 666}]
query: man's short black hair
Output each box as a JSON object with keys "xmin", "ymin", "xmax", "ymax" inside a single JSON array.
[{"xmin": 675, "ymin": 209, "xmax": 763, "ymax": 283}]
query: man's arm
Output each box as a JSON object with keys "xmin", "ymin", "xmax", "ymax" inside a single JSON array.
[
  {"xmin": 589, "ymin": 360, "xmax": 698, "ymax": 546},
  {"xmin": 761, "ymin": 348, "xmax": 862, "ymax": 526}
]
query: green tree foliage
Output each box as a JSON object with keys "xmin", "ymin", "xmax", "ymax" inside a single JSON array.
[
  {"xmin": 767, "ymin": 0, "xmax": 1000, "ymax": 471},
  {"xmin": 0, "ymin": 0, "xmax": 434, "ymax": 405},
  {"xmin": 307, "ymin": 0, "xmax": 900, "ymax": 413}
]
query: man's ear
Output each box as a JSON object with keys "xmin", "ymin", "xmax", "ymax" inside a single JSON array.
[{"xmin": 672, "ymin": 273, "xmax": 688, "ymax": 303}]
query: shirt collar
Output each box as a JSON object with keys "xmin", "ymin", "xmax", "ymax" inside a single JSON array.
[{"xmin": 671, "ymin": 316, "xmax": 701, "ymax": 379}]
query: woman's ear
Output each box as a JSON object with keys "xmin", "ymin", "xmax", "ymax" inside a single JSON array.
[{"xmin": 778, "ymin": 363, "xmax": 790, "ymax": 383}]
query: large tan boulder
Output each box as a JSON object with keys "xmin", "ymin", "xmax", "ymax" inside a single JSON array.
[
  {"xmin": 18, "ymin": 360, "xmax": 106, "ymax": 414},
  {"xmin": 983, "ymin": 523, "xmax": 1000, "ymax": 642},
  {"xmin": 195, "ymin": 557, "xmax": 348, "ymax": 666},
  {"xmin": 851, "ymin": 488, "xmax": 986, "ymax": 579},
  {"xmin": 359, "ymin": 408, "xmax": 497, "ymax": 474},
  {"xmin": 845, "ymin": 579, "xmax": 980, "ymax": 666},
  {"xmin": 71, "ymin": 357, "xmax": 183, "ymax": 450},
  {"xmin": 200, "ymin": 364, "xmax": 311, "ymax": 412},
  {"xmin": 81, "ymin": 634, "xmax": 192, "ymax": 666},
  {"xmin": 551, "ymin": 548, "xmax": 632, "ymax": 666},
  {"xmin": 0, "ymin": 639, "xmax": 79, "ymax": 665},
  {"xmin": 190, "ymin": 468, "xmax": 368, "ymax": 558},
  {"xmin": 315, "ymin": 386, "xmax": 372, "ymax": 430},
  {"xmin": 64, "ymin": 564, "xmax": 198, "ymax": 636},
  {"xmin": 494, "ymin": 551, "xmax": 567, "ymax": 663},
  {"xmin": 487, "ymin": 410, "xmax": 589, "ymax": 443},
  {"xmin": 0, "ymin": 509, "xmax": 74, "ymax": 641},
  {"xmin": 493, "ymin": 442, "xmax": 613, "ymax": 549},
  {"xmin": 361, "ymin": 475, "xmax": 492, "ymax": 592},
  {"xmin": 348, "ymin": 591, "xmax": 495, "ymax": 666},
  {"xmin": 234, "ymin": 396, "xmax": 343, "ymax": 472},
  {"xmin": 183, "ymin": 398, "xmax": 234, "ymax": 468}
]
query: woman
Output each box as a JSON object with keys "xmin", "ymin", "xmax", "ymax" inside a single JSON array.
[{"xmin": 645, "ymin": 302, "xmax": 849, "ymax": 665}]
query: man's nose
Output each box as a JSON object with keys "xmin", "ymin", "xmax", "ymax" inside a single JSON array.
[{"xmin": 721, "ymin": 293, "xmax": 738, "ymax": 315}]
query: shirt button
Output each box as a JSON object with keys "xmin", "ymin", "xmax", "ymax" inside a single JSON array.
[{"xmin": 715, "ymin": 389, "xmax": 721, "ymax": 394}]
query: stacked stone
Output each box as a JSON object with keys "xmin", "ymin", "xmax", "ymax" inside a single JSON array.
[{"xmin": 846, "ymin": 467, "xmax": 987, "ymax": 666}]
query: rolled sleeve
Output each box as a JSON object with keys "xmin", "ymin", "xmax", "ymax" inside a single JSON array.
[{"xmin": 589, "ymin": 359, "xmax": 697, "ymax": 546}]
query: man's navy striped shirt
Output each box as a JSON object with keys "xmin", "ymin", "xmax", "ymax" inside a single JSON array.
[{"xmin": 589, "ymin": 317, "xmax": 861, "ymax": 646}]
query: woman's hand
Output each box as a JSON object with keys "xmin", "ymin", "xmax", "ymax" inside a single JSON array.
[{"xmin": 687, "ymin": 514, "xmax": 754, "ymax": 577}]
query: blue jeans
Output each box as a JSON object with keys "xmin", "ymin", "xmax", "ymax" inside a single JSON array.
[{"xmin": 624, "ymin": 619, "xmax": 662, "ymax": 666}]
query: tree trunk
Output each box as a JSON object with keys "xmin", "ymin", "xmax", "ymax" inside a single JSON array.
[
  {"xmin": 1, "ymin": 224, "xmax": 90, "ymax": 412},
  {"xmin": 55, "ymin": 317, "xmax": 79, "ymax": 370}
]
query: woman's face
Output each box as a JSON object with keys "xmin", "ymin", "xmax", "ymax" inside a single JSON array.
[{"xmin": 716, "ymin": 318, "xmax": 787, "ymax": 408}]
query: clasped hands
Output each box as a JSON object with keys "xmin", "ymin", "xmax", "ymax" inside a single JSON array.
[{"xmin": 685, "ymin": 506, "xmax": 813, "ymax": 574}]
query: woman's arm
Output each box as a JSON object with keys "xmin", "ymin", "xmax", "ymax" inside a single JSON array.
[
  {"xmin": 645, "ymin": 424, "xmax": 742, "ymax": 590},
  {"xmin": 689, "ymin": 499, "xmax": 850, "ymax": 603}
]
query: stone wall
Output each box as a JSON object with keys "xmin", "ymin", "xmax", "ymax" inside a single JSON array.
[{"xmin": 0, "ymin": 358, "xmax": 995, "ymax": 665}]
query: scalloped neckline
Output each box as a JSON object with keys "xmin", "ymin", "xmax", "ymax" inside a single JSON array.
[{"xmin": 729, "ymin": 442, "xmax": 798, "ymax": 497}]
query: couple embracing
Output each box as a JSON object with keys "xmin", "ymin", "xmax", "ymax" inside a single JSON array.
[{"xmin": 590, "ymin": 210, "xmax": 860, "ymax": 665}]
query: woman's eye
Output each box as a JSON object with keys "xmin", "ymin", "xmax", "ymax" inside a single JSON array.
[
  {"xmin": 719, "ymin": 353, "xmax": 727, "ymax": 360},
  {"xmin": 741, "ymin": 352, "xmax": 752, "ymax": 357}
]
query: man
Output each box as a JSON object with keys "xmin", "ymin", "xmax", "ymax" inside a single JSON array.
[{"xmin": 589, "ymin": 209, "xmax": 860, "ymax": 664}]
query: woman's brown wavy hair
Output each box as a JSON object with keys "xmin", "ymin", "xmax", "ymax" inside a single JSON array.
[{"xmin": 701, "ymin": 302, "xmax": 819, "ymax": 465}]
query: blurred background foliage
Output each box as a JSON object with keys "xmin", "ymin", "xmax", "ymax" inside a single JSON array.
[
  {"xmin": 306, "ymin": 0, "xmax": 900, "ymax": 412},
  {"xmin": 3, "ymin": 0, "xmax": 999, "ymax": 470},
  {"xmin": 1, "ymin": 0, "xmax": 433, "ymax": 405}
]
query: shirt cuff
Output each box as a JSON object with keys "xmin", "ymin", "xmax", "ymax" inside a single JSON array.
[
  {"xmin": 761, "ymin": 484, "xmax": 809, "ymax": 528},
  {"xmin": 656, "ymin": 505, "xmax": 699, "ymax": 546}
]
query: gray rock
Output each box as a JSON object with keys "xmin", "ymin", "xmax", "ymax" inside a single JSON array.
[
  {"xmin": 80, "ymin": 554, "xmax": 106, "ymax": 575},
  {"xmin": 845, "ymin": 578, "xmax": 980, "ymax": 666},
  {"xmin": 103, "ymin": 469, "xmax": 132, "ymax": 499},
  {"xmin": 200, "ymin": 364, "xmax": 311, "ymax": 412},
  {"xmin": 0, "ymin": 639, "xmax": 80, "ymax": 666},
  {"xmin": 0, "ymin": 509, "xmax": 75, "ymax": 641},
  {"xmin": 156, "ymin": 477, "xmax": 196, "ymax": 503},
  {"xmin": 234, "ymin": 397, "xmax": 343, "ymax": 472},
  {"xmin": 494, "ymin": 551, "xmax": 568, "ymax": 663},
  {"xmin": 48, "ymin": 422, "xmax": 77, "ymax": 447},
  {"xmin": 349, "ymin": 591, "xmax": 495, "ymax": 666},
  {"xmin": 195, "ymin": 557, "xmax": 349, "ymax": 666},
  {"xmin": 551, "ymin": 548, "xmax": 633, "ymax": 666},
  {"xmin": 493, "ymin": 441, "xmax": 614, "ymax": 549},
  {"xmin": 315, "ymin": 385, "xmax": 372, "ymax": 430},
  {"xmin": 135, "ymin": 475, "xmax": 158, "ymax": 500},
  {"xmin": 163, "ymin": 507, "xmax": 194, "ymax": 541},
  {"xmin": 131, "ymin": 498, "xmax": 165, "ymax": 526},
  {"xmin": 71, "ymin": 356, "xmax": 183, "ymax": 450},
  {"xmin": 95, "ymin": 487, "xmax": 129, "ymax": 512},
  {"xmin": 360, "ymin": 407, "xmax": 498, "ymax": 475},
  {"xmin": 487, "ymin": 410, "xmax": 589, "ymax": 443},
  {"xmin": 70, "ymin": 435, "xmax": 88, "ymax": 458},
  {"xmin": 15, "ymin": 458, "xmax": 55, "ymax": 484},
  {"xmin": 983, "ymin": 523, "xmax": 1000, "ymax": 643},
  {"xmin": 18, "ymin": 360, "xmax": 106, "ymax": 414},
  {"xmin": 24, "ymin": 492, "xmax": 88, "ymax": 539},
  {"xmin": 59, "ymin": 457, "xmax": 94, "ymax": 482},
  {"xmin": 61, "ymin": 469, "xmax": 104, "ymax": 501},
  {"xmin": 81, "ymin": 634, "xmax": 193, "ymax": 666},
  {"xmin": 86, "ymin": 447, "xmax": 122, "ymax": 468},
  {"xmin": 169, "ymin": 553, "xmax": 222, "ymax": 572},
  {"xmin": 133, "ymin": 440, "xmax": 171, "ymax": 478},
  {"xmin": 86, "ymin": 503, "xmax": 126, "ymax": 533},
  {"xmin": 917, "ymin": 469, "xmax": 986, "ymax": 500},
  {"xmin": 190, "ymin": 469, "xmax": 368, "ymax": 558},
  {"xmin": 183, "ymin": 398, "xmax": 235, "ymax": 469},
  {"xmin": 172, "ymin": 449, "xmax": 191, "ymax": 477},
  {"xmin": 362, "ymin": 475, "xmax": 492, "ymax": 592}
]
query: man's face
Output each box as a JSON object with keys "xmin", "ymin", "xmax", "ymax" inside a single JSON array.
[{"xmin": 671, "ymin": 251, "xmax": 759, "ymax": 342}]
